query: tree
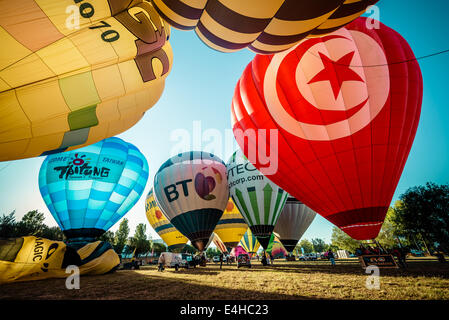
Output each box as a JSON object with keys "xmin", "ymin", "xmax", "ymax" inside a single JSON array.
[
  {"xmin": 99, "ymin": 231, "xmax": 115, "ymax": 244},
  {"xmin": 182, "ymin": 244, "xmax": 197, "ymax": 254},
  {"xmin": 311, "ymin": 238, "xmax": 328, "ymax": 253},
  {"xmin": 393, "ymin": 182, "xmax": 449, "ymax": 254},
  {"xmin": 16, "ymin": 210, "xmax": 46, "ymax": 236},
  {"xmin": 114, "ymin": 218, "xmax": 130, "ymax": 254},
  {"xmin": 330, "ymin": 227, "xmax": 360, "ymax": 252},
  {"xmin": 298, "ymin": 239, "xmax": 314, "ymax": 254},
  {"xmin": 0, "ymin": 211, "xmax": 16, "ymax": 238},
  {"xmin": 129, "ymin": 223, "xmax": 151, "ymax": 255},
  {"xmin": 152, "ymin": 242, "xmax": 167, "ymax": 254},
  {"xmin": 40, "ymin": 226, "xmax": 65, "ymax": 241}
]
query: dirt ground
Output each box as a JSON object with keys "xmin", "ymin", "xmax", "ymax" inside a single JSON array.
[{"xmin": 1, "ymin": 257, "xmax": 448, "ymax": 300}]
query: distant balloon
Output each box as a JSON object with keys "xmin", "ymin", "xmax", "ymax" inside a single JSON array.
[
  {"xmin": 274, "ymin": 197, "xmax": 316, "ymax": 253},
  {"xmin": 0, "ymin": 0, "xmax": 172, "ymax": 162},
  {"xmin": 153, "ymin": 151, "xmax": 229, "ymax": 251},
  {"xmin": 151, "ymin": 0, "xmax": 378, "ymax": 54},
  {"xmin": 39, "ymin": 137, "xmax": 149, "ymax": 243},
  {"xmin": 214, "ymin": 198, "xmax": 248, "ymax": 251},
  {"xmin": 227, "ymin": 149, "xmax": 288, "ymax": 249},
  {"xmin": 145, "ymin": 188, "xmax": 188, "ymax": 252},
  {"xmin": 266, "ymin": 233, "xmax": 287, "ymax": 259},
  {"xmin": 239, "ymin": 228, "xmax": 260, "ymax": 256},
  {"xmin": 231, "ymin": 18, "xmax": 423, "ymax": 240}
]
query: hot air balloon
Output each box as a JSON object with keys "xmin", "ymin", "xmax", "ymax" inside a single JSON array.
[
  {"xmin": 0, "ymin": 0, "xmax": 173, "ymax": 162},
  {"xmin": 274, "ymin": 197, "xmax": 316, "ymax": 253},
  {"xmin": 204, "ymin": 232, "xmax": 227, "ymax": 253},
  {"xmin": 39, "ymin": 137, "xmax": 149, "ymax": 245},
  {"xmin": 266, "ymin": 233, "xmax": 287, "ymax": 259},
  {"xmin": 151, "ymin": 0, "xmax": 378, "ymax": 54},
  {"xmin": 227, "ymin": 149, "xmax": 288, "ymax": 249},
  {"xmin": 231, "ymin": 17, "xmax": 423, "ymax": 240},
  {"xmin": 214, "ymin": 198, "xmax": 248, "ymax": 252},
  {"xmin": 153, "ymin": 151, "xmax": 229, "ymax": 251},
  {"xmin": 239, "ymin": 228, "xmax": 260, "ymax": 257},
  {"xmin": 145, "ymin": 188, "xmax": 188, "ymax": 252}
]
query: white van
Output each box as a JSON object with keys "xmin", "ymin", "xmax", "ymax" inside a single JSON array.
[{"xmin": 159, "ymin": 252, "xmax": 183, "ymax": 271}]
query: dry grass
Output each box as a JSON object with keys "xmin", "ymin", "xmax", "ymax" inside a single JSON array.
[{"xmin": 1, "ymin": 257, "xmax": 448, "ymax": 300}]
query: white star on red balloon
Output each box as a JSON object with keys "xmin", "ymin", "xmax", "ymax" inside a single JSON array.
[{"xmin": 308, "ymin": 51, "xmax": 364, "ymax": 99}]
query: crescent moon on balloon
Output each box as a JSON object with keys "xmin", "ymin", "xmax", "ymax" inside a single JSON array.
[{"xmin": 263, "ymin": 29, "xmax": 390, "ymax": 141}]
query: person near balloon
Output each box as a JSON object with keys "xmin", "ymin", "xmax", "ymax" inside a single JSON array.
[
  {"xmin": 328, "ymin": 250, "xmax": 336, "ymax": 267},
  {"xmin": 270, "ymin": 253, "xmax": 274, "ymax": 265},
  {"xmin": 158, "ymin": 253, "xmax": 165, "ymax": 272}
]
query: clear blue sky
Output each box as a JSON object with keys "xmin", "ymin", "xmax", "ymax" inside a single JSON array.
[{"xmin": 0, "ymin": 0, "xmax": 448, "ymax": 244}]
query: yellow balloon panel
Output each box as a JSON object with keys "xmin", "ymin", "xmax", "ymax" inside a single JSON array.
[
  {"xmin": 0, "ymin": 0, "xmax": 173, "ymax": 161},
  {"xmin": 145, "ymin": 189, "xmax": 188, "ymax": 251},
  {"xmin": 214, "ymin": 198, "xmax": 248, "ymax": 249}
]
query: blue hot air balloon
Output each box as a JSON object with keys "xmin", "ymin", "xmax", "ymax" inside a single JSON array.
[{"xmin": 39, "ymin": 137, "xmax": 149, "ymax": 244}]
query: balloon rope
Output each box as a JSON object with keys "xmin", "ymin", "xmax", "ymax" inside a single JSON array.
[{"xmin": 308, "ymin": 49, "xmax": 449, "ymax": 68}]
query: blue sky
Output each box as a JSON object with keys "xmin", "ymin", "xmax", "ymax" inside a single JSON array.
[{"xmin": 0, "ymin": 0, "xmax": 448, "ymax": 244}]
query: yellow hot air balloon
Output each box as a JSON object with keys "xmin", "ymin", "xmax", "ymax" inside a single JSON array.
[
  {"xmin": 145, "ymin": 188, "xmax": 188, "ymax": 252},
  {"xmin": 214, "ymin": 198, "xmax": 248, "ymax": 251},
  {"xmin": 0, "ymin": 0, "xmax": 173, "ymax": 161},
  {"xmin": 239, "ymin": 228, "xmax": 260, "ymax": 256}
]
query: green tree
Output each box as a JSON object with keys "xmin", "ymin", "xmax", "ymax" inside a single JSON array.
[
  {"xmin": 16, "ymin": 210, "xmax": 46, "ymax": 236},
  {"xmin": 114, "ymin": 218, "xmax": 130, "ymax": 254},
  {"xmin": 311, "ymin": 238, "xmax": 328, "ymax": 253},
  {"xmin": 298, "ymin": 239, "xmax": 314, "ymax": 254},
  {"xmin": 152, "ymin": 242, "xmax": 167, "ymax": 254},
  {"xmin": 182, "ymin": 244, "xmax": 197, "ymax": 254},
  {"xmin": 330, "ymin": 227, "xmax": 360, "ymax": 252},
  {"xmin": 129, "ymin": 223, "xmax": 151, "ymax": 255},
  {"xmin": 0, "ymin": 211, "xmax": 16, "ymax": 237},
  {"xmin": 393, "ymin": 182, "xmax": 449, "ymax": 253},
  {"xmin": 99, "ymin": 230, "xmax": 115, "ymax": 244},
  {"xmin": 40, "ymin": 226, "xmax": 65, "ymax": 241}
]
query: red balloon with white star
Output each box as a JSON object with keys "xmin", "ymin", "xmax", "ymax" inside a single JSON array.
[{"xmin": 231, "ymin": 17, "xmax": 423, "ymax": 240}]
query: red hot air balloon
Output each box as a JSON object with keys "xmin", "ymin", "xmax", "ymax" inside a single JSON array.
[{"xmin": 231, "ymin": 17, "xmax": 423, "ymax": 240}]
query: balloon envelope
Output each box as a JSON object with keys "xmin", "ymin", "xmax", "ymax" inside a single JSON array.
[
  {"xmin": 227, "ymin": 149, "xmax": 288, "ymax": 249},
  {"xmin": 0, "ymin": 0, "xmax": 172, "ymax": 161},
  {"xmin": 274, "ymin": 197, "xmax": 316, "ymax": 253},
  {"xmin": 151, "ymin": 0, "xmax": 378, "ymax": 54},
  {"xmin": 239, "ymin": 228, "xmax": 260, "ymax": 256},
  {"xmin": 266, "ymin": 233, "xmax": 287, "ymax": 259},
  {"xmin": 214, "ymin": 198, "xmax": 248, "ymax": 250},
  {"xmin": 145, "ymin": 188, "xmax": 188, "ymax": 252},
  {"xmin": 154, "ymin": 151, "xmax": 229, "ymax": 251},
  {"xmin": 231, "ymin": 18, "xmax": 423, "ymax": 240},
  {"xmin": 39, "ymin": 137, "xmax": 149, "ymax": 243}
]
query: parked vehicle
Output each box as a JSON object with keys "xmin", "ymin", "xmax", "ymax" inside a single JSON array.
[
  {"xmin": 213, "ymin": 255, "xmax": 221, "ymax": 263},
  {"xmin": 299, "ymin": 253, "xmax": 318, "ymax": 261},
  {"xmin": 159, "ymin": 252, "xmax": 193, "ymax": 271},
  {"xmin": 237, "ymin": 254, "xmax": 251, "ymax": 268}
]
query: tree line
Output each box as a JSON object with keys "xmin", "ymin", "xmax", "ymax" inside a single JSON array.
[{"xmin": 1, "ymin": 182, "xmax": 448, "ymax": 256}]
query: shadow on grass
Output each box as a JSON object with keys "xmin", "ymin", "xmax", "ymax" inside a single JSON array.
[{"xmin": 0, "ymin": 269, "xmax": 317, "ymax": 300}]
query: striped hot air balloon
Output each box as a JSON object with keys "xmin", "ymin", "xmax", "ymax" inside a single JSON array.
[
  {"xmin": 227, "ymin": 149, "xmax": 288, "ymax": 250},
  {"xmin": 151, "ymin": 0, "xmax": 378, "ymax": 54},
  {"xmin": 38, "ymin": 137, "xmax": 149, "ymax": 244},
  {"xmin": 145, "ymin": 188, "xmax": 188, "ymax": 252},
  {"xmin": 274, "ymin": 197, "xmax": 317, "ymax": 253},
  {"xmin": 0, "ymin": 0, "xmax": 172, "ymax": 161},
  {"xmin": 153, "ymin": 151, "xmax": 229, "ymax": 251},
  {"xmin": 239, "ymin": 228, "xmax": 260, "ymax": 257},
  {"xmin": 214, "ymin": 198, "xmax": 248, "ymax": 251}
]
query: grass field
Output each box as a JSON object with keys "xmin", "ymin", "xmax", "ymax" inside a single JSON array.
[{"xmin": 1, "ymin": 257, "xmax": 448, "ymax": 300}]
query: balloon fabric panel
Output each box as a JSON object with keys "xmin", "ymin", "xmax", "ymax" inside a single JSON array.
[
  {"xmin": 150, "ymin": 0, "xmax": 378, "ymax": 53},
  {"xmin": 0, "ymin": 0, "xmax": 173, "ymax": 161},
  {"xmin": 39, "ymin": 137, "xmax": 149, "ymax": 241},
  {"xmin": 231, "ymin": 18, "xmax": 423, "ymax": 240}
]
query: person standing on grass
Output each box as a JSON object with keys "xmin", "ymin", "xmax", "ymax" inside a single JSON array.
[
  {"xmin": 328, "ymin": 249, "xmax": 336, "ymax": 266},
  {"xmin": 219, "ymin": 253, "xmax": 223, "ymax": 270},
  {"xmin": 158, "ymin": 253, "xmax": 165, "ymax": 272}
]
